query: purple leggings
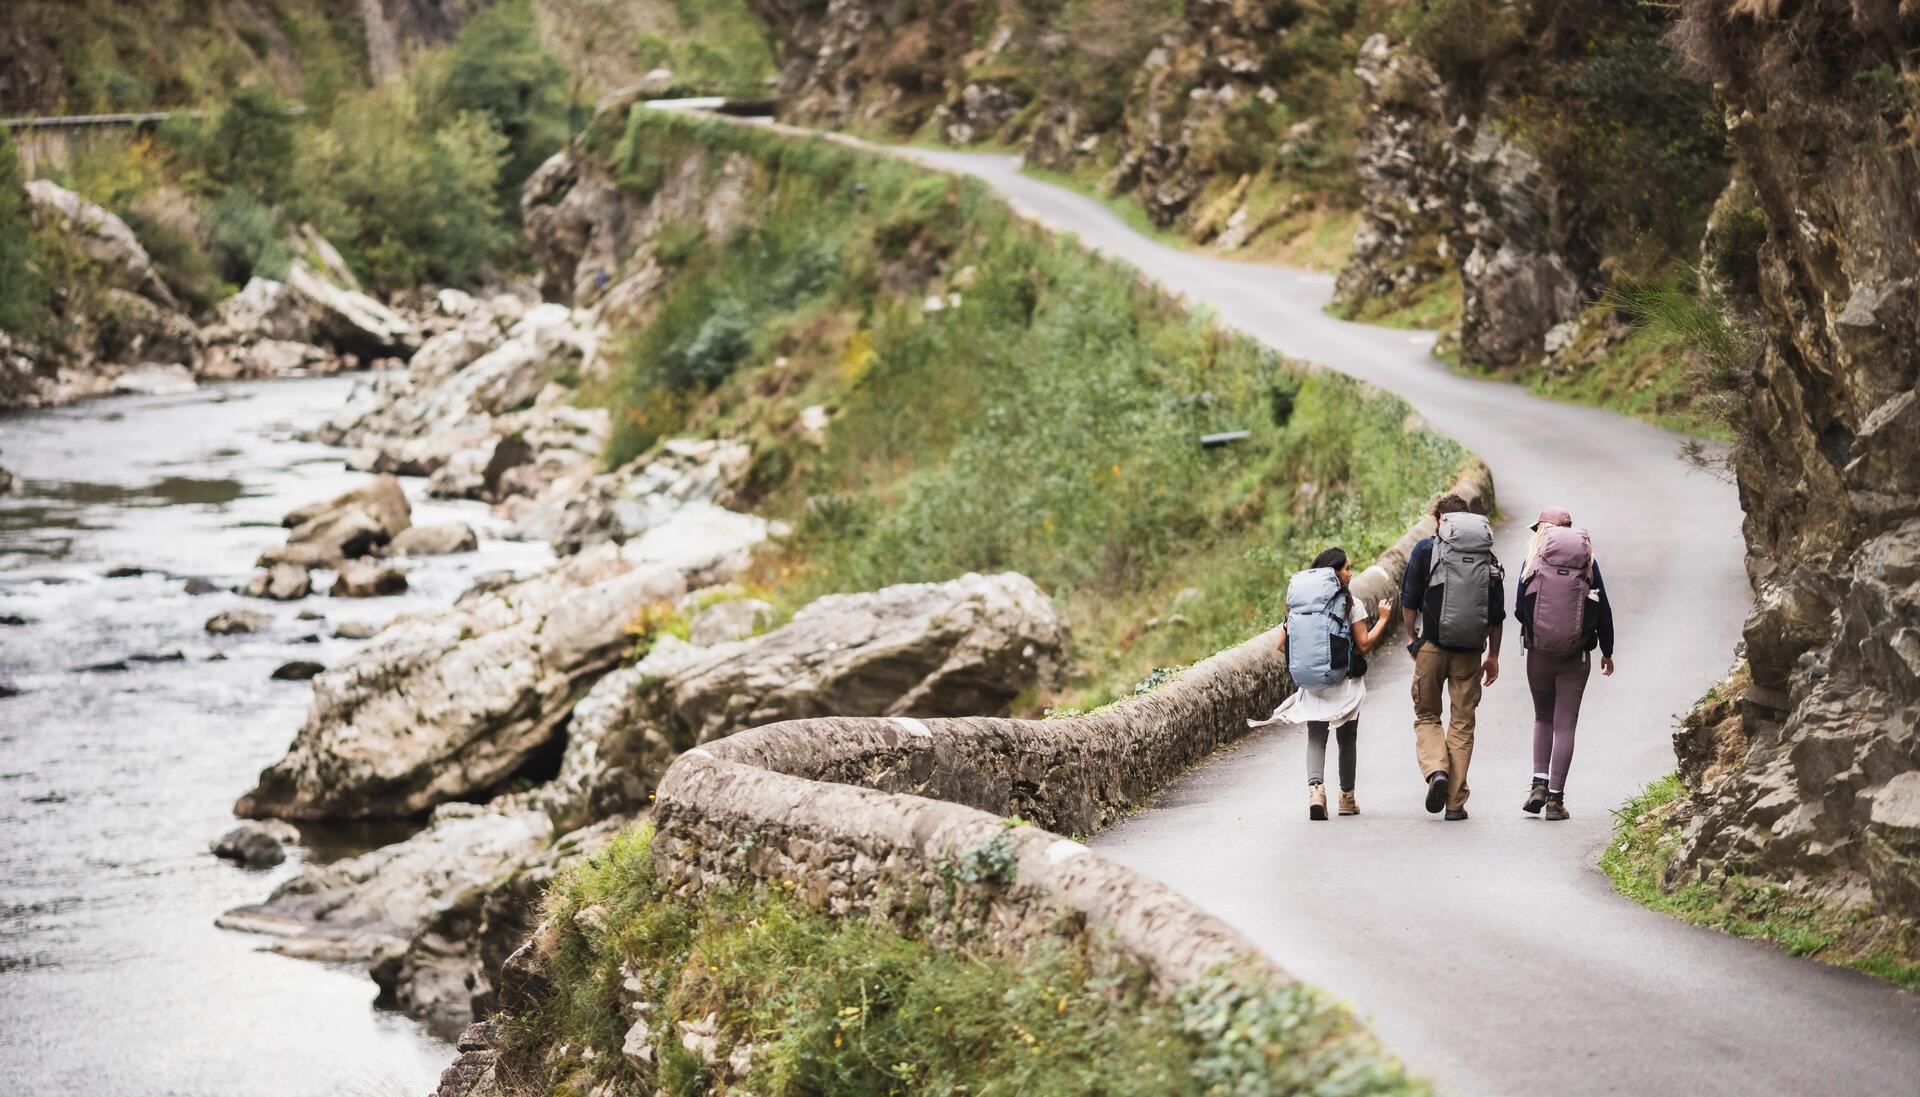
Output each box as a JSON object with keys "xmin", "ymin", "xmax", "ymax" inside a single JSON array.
[{"xmin": 1528, "ymin": 648, "xmax": 1592, "ymax": 793}]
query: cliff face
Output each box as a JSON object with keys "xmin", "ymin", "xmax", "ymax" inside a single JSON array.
[{"xmin": 1665, "ymin": 0, "xmax": 1920, "ymax": 919}]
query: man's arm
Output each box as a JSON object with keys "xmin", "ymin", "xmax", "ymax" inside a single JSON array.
[
  {"xmin": 1483, "ymin": 623, "xmax": 1502, "ymax": 685},
  {"xmin": 1400, "ymin": 539, "xmax": 1430, "ymax": 652},
  {"xmin": 1483, "ymin": 564, "xmax": 1506, "ymax": 685}
]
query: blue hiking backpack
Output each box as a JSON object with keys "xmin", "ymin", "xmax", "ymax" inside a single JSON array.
[{"xmin": 1285, "ymin": 567, "xmax": 1352, "ymax": 690}]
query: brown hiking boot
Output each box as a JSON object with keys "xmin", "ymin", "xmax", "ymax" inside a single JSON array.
[
  {"xmin": 1338, "ymin": 790, "xmax": 1360, "ymax": 816},
  {"xmin": 1543, "ymin": 796, "xmax": 1569, "ymax": 821},
  {"xmin": 1309, "ymin": 783, "xmax": 1328, "ymax": 821},
  {"xmin": 1524, "ymin": 779, "xmax": 1550, "ymax": 815}
]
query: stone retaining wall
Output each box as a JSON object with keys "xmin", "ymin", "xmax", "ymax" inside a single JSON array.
[{"xmin": 653, "ymin": 463, "xmax": 1494, "ymax": 992}]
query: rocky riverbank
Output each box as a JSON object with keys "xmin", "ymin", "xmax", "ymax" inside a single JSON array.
[{"xmin": 2, "ymin": 178, "xmax": 434, "ymax": 410}]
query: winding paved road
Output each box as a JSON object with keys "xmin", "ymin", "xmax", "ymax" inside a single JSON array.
[{"xmin": 899, "ymin": 147, "xmax": 1920, "ymax": 1096}]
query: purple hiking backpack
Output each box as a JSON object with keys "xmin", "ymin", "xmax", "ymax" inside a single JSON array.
[{"xmin": 1529, "ymin": 526, "xmax": 1593, "ymax": 655}]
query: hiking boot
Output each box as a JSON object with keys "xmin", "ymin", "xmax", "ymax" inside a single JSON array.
[
  {"xmin": 1425, "ymin": 772, "xmax": 1449, "ymax": 814},
  {"xmin": 1309, "ymin": 783, "xmax": 1328, "ymax": 821},
  {"xmin": 1338, "ymin": 790, "xmax": 1360, "ymax": 816},
  {"xmin": 1444, "ymin": 807, "xmax": 1470, "ymax": 821},
  {"xmin": 1543, "ymin": 797, "xmax": 1569, "ymax": 821},
  {"xmin": 1523, "ymin": 779, "xmax": 1550, "ymax": 815}
]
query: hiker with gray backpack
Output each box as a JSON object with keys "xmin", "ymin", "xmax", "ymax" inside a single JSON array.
[
  {"xmin": 1249, "ymin": 547, "xmax": 1394, "ymax": 820},
  {"xmin": 1515, "ymin": 506, "xmax": 1616, "ymax": 820},
  {"xmin": 1398, "ymin": 493, "xmax": 1506, "ymax": 820}
]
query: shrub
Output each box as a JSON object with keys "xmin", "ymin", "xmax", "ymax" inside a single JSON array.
[
  {"xmin": 202, "ymin": 85, "xmax": 298, "ymax": 199},
  {"xmin": 204, "ymin": 186, "xmax": 289, "ymax": 285},
  {"xmin": 0, "ymin": 131, "xmax": 46, "ymax": 335}
]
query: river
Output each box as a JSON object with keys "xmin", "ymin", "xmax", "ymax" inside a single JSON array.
[{"xmin": 0, "ymin": 376, "xmax": 551, "ymax": 1096}]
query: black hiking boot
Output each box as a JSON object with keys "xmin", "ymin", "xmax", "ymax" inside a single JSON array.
[
  {"xmin": 1543, "ymin": 796, "xmax": 1569, "ymax": 821},
  {"xmin": 1523, "ymin": 779, "xmax": 1550, "ymax": 815},
  {"xmin": 1444, "ymin": 807, "xmax": 1469, "ymax": 821},
  {"xmin": 1425, "ymin": 772, "xmax": 1449, "ymax": 814}
]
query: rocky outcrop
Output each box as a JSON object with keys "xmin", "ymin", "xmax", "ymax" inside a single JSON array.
[
  {"xmin": 25, "ymin": 180, "xmax": 180, "ymax": 310},
  {"xmin": 234, "ymin": 505, "xmax": 771, "ymax": 821},
  {"xmin": 1660, "ymin": 1, "xmax": 1920, "ymax": 921},
  {"xmin": 1333, "ymin": 34, "xmax": 1592, "ymax": 366}
]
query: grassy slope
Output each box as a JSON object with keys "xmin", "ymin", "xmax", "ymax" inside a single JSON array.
[
  {"xmin": 501, "ymin": 824, "xmax": 1433, "ymax": 1096},
  {"xmin": 592, "ymin": 108, "xmax": 1469, "ymax": 711},
  {"xmin": 1603, "ymin": 775, "xmax": 1920, "ymax": 991}
]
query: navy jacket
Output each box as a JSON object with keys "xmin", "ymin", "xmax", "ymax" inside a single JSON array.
[
  {"xmin": 1400, "ymin": 536, "xmax": 1506, "ymax": 654},
  {"xmin": 1515, "ymin": 560, "xmax": 1616, "ymax": 658}
]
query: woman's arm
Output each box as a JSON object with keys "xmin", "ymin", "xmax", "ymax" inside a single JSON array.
[
  {"xmin": 1275, "ymin": 622, "xmax": 1288, "ymax": 654},
  {"xmin": 1355, "ymin": 598, "xmax": 1394, "ymax": 653}
]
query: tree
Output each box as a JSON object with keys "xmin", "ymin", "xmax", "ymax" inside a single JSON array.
[
  {"xmin": 206, "ymin": 85, "xmax": 297, "ymax": 200},
  {"xmin": 442, "ymin": 1, "xmax": 569, "ymax": 204},
  {"xmin": 0, "ymin": 130, "xmax": 47, "ymax": 335}
]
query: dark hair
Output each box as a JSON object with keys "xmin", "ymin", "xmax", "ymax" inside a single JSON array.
[
  {"xmin": 1311, "ymin": 547, "xmax": 1349, "ymax": 578},
  {"xmin": 1432, "ymin": 492, "xmax": 1470, "ymax": 522}
]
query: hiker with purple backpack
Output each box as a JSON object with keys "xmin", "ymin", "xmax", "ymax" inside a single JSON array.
[{"xmin": 1515, "ymin": 507, "xmax": 1616, "ymax": 820}]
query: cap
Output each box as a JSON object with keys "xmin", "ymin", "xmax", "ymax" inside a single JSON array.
[{"xmin": 1533, "ymin": 506, "xmax": 1572, "ymax": 530}]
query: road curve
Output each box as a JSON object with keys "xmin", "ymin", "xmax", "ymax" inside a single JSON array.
[{"xmin": 897, "ymin": 147, "xmax": 1920, "ymax": 1096}]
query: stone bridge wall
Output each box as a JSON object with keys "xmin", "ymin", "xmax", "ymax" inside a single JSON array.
[{"xmin": 653, "ymin": 463, "xmax": 1494, "ymax": 992}]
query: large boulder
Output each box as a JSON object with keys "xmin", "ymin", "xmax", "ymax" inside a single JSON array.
[
  {"xmin": 234, "ymin": 505, "xmax": 770, "ymax": 820},
  {"xmin": 538, "ymin": 572, "xmax": 1066, "ymax": 827},
  {"xmin": 285, "ymin": 260, "xmax": 419, "ymax": 359},
  {"xmin": 24, "ymin": 180, "xmax": 179, "ymax": 309},
  {"xmin": 283, "ymin": 475, "xmax": 412, "ymax": 557}
]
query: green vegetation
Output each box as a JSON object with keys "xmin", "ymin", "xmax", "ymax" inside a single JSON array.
[
  {"xmin": 503, "ymin": 823, "xmax": 1432, "ymax": 1096},
  {"xmin": 628, "ymin": 0, "xmax": 778, "ymax": 96},
  {"xmin": 591, "ymin": 109, "xmax": 1468, "ymax": 709},
  {"xmin": 1603, "ymin": 775, "xmax": 1920, "ymax": 991},
  {"xmin": 30, "ymin": 3, "xmax": 570, "ymax": 298},
  {"xmin": 0, "ymin": 130, "xmax": 47, "ymax": 335}
]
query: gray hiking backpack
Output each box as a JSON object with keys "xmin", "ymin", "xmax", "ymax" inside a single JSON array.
[
  {"xmin": 1285, "ymin": 567, "xmax": 1352, "ymax": 690},
  {"xmin": 1528, "ymin": 526, "xmax": 1593, "ymax": 655},
  {"xmin": 1426, "ymin": 511, "xmax": 1499, "ymax": 650}
]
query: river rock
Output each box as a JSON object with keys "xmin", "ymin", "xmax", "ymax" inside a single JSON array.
[
  {"xmin": 272, "ymin": 660, "xmax": 327, "ymax": 681},
  {"xmin": 211, "ymin": 819, "xmax": 301, "ymax": 868},
  {"xmin": 257, "ymin": 542, "xmax": 347, "ymax": 570},
  {"xmin": 330, "ymin": 560, "xmax": 409, "ymax": 598},
  {"xmin": 284, "ymin": 475, "xmax": 412, "ymax": 557},
  {"xmin": 234, "ymin": 505, "xmax": 770, "ymax": 820},
  {"xmin": 219, "ymin": 804, "xmax": 555, "ymax": 963},
  {"xmin": 246, "ymin": 564, "xmax": 312, "ymax": 601},
  {"xmin": 24, "ymin": 180, "xmax": 180, "ymax": 310},
  {"xmin": 384, "ymin": 523, "xmax": 478, "ymax": 557},
  {"xmin": 0, "ymin": 465, "xmax": 18, "ymax": 495},
  {"xmin": 333, "ymin": 619, "xmax": 380, "ymax": 640},
  {"xmin": 541, "ymin": 437, "xmax": 752, "ymax": 553},
  {"xmin": 206, "ymin": 609, "xmax": 271, "ymax": 635}
]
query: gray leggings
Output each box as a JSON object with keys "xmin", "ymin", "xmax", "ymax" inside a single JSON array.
[
  {"xmin": 1528, "ymin": 648, "xmax": 1593, "ymax": 793},
  {"xmin": 1307, "ymin": 719, "xmax": 1358, "ymax": 791}
]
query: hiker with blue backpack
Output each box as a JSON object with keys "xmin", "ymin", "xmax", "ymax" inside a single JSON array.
[
  {"xmin": 1399, "ymin": 493, "xmax": 1506, "ymax": 820},
  {"xmin": 1251, "ymin": 547, "xmax": 1395, "ymax": 820},
  {"xmin": 1515, "ymin": 506, "xmax": 1616, "ymax": 821}
]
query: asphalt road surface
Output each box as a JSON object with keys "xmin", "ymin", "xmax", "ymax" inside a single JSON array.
[{"xmin": 901, "ymin": 146, "xmax": 1920, "ymax": 1097}]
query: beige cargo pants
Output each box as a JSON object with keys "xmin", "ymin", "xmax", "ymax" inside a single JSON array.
[{"xmin": 1412, "ymin": 645, "xmax": 1483, "ymax": 811}]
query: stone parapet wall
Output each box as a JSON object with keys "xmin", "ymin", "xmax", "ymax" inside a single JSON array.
[{"xmin": 652, "ymin": 463, "xmax": 1493, "ymax": 991}]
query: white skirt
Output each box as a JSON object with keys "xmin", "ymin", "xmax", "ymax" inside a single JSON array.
[{"xmin": 1249, "ymin": 674, "xmax": 1366, "ymax": 729}]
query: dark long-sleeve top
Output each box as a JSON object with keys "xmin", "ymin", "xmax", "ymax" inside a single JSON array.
[
  {"xmin": 1515, "ymin": 559, "xmax": 1616, "ymax": 658},
  {"xmin": 1398, "ymin": 536, "xmax": 1507, "ymax": 653}
]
